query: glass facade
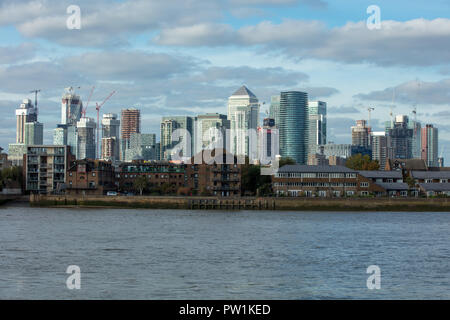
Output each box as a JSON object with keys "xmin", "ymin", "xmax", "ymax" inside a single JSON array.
[{"xmin": 279, "ymin": 91, "xmax": 309, "ymax": 164}]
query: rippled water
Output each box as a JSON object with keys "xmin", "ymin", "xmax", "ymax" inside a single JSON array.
[{"xmin": 0, "ymin": 205, "xmax": 449, "ymax": 299}]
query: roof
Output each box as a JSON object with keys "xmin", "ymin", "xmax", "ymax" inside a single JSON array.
[
  {"xmin": 418, "ymin": 183, "xmax": 450, "ymax": 192},
  {"xmin": 411, "ymin": 171, "xmax": 450, "ymax": 179},
  {"xmin": 278, "ymin": 165, "xmax": 356, "ymax": 173},
  {"xmin": 375, "ymin": 182, "xmax": 409, "ymax": 191},
  {"xmin": 358, "ymin": 171, "xmax": 403, "ymax": 179},
  {"xmin": 231, "ymin": 85, "xmax": 257, "ymax": 98},
  {"xmin": 387, "ymin": 159, "xmax": 427, "ymax": 171}
]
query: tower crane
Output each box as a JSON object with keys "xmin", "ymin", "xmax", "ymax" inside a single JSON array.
[
  {"xmin": 30, "ymin": 89, "xmax": 41, "ymax": 115},
  {"xmin": 81, "ymin": 86, "xmax": 95, "ymax": 118},
  {"xmin": 95, "ymin": 91, "xmax": 116, "ymax": 158}
]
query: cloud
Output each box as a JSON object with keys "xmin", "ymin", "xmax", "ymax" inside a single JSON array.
[
  {"xmin": 0, "ymin": 43, "xmax": 36, "ymax": 65},
  {"xmin": 328, "ymin": 106, "xmax": 360, "ymax": 114},
  {"xmin": 300, "ymin": 87, "xmax": 339, "ymax": 99},
  {"xmin": 354, "ymin": 79, "xmax": 450, "ymax": 105},
  {"xmin": 156, "ymin": 18, "xmax": 450, "ymax": 67}
]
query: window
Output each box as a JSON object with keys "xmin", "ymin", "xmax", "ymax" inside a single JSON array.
[
  {"xmin": 360, "ymin": 182, "xmax": 369, "ymax": 187},
  {"xmin": 92, "ymin": 173, "xmax": 96, "ymax": 177},
  {"xmin": 360, "ymin": 191, "xmax": 369, "ymax": 196}
]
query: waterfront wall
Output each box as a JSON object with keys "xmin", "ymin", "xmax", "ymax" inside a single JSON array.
[{"xmin": 29, "ymin": 194, "xmax": 450, "ymax": 211}]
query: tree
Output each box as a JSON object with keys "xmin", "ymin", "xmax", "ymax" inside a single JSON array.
[
  {"xmin": 241, "ymin": 164, "xmax": 272, "ymax": 196},
  {"xmin": 405, "ymin": 176, "xmax": 416, "ymax": 189},
  {"xmin": 278, "ymin": 157, "xmax": 296, "ymax": 168},
  {"xmin": 345, "ymin": 154, "xmax": 379, "ymax": 170},
  {"xmin": 133, "ymin": 175, "xmax": 148, "ymax": 196}
]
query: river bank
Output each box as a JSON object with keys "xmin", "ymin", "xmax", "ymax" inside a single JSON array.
[{"xmin": 29, "ymin": 194, "xmax": 450, "ymax": 211}]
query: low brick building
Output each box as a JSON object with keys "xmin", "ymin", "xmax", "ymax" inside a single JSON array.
[
  {"xmin": 66, "ymin": 159, "xmax": 116, "ymax": 196},
  {"xmin": 272, "ymin": 165, "xmax": 386, "ymax": 197}
]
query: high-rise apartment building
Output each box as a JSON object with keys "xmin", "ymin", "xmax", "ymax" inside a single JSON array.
[
  {"xmin": 76, "ymin": 117, "xmax": 96, "ymax": 159},
  {"xmin": 371, "ymin": 131, "xmax": 390, "ymax": 170},
  {"xmin": 194, "ymin": 113, "xmax": 230, "ymax": 154},
  {"xmin": 387, "ymin": 115, "xmax": 414, "ymax": 159},
  {"xmin": 160, "ymin": 116, "xmax": 194, "ymax": 161},
  {"xmin": 101, "ymin": 113, "xmax": 120, "ymax": 161},
  {"xmin": 227, "ymin": 86, "xmax": 260, "ymax": 158},
  {"xmin": 278, "ymin": 91, "xmax": 309, "ymax": 164},
  {"xmin": 24, "ymin": 122, "xmax": 44, "ymax": 145},
  {"xmin": 125, "ymin": 133, "xmax": 157, "ymax": 161},
  {"xmin": 120, "ymin": 108, "xmax": 140, "ymax": 160},
  {"xmin": 308, "ymin": 101, "xmax": 327, "ymax": 155},
  {"xmin": 409, "ymin": 120, "xmax": 422, "ymax": 158},
  {"xmin": 16, "ymin": 99, "xmax": 38, "ymax": 144},
  {"xmin": 421, "ymin": 124, "xmax": 438, "ymax": 167},
  {"xmin": 351, "ymin": 120, "xmax": 370, "ymax": 148}
]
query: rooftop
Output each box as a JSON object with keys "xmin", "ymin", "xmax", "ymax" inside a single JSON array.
[
  {"xmin": 411, "ymin": 171, "xmax": 450, "ymax": 179},
  {"xmin": 278, "ymin": 165, "xmax": 356, "ymax": 173},
  {"xmin": 358, "ymin": 171, "xmax": 403, "ymax": 179},
  {"xmin": 418, "ymin": 183, "xmax": 450, "ymax": 192},
  {"xmin": 230, "ymin": 85, "xmax": 257, "ymax": 98}
]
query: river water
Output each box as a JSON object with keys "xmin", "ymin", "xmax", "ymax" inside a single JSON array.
[{"xmin": 0, "ymin": 205, "xmax": 449, "ymax": 299}]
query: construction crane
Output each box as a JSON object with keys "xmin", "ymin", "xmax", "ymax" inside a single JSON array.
[
  {"xmin": 30, "ymin": 89, "xmax": 41, "ymax": 115},
  {"xmin": 81, "ymin": 86, "xmax": 95, "ymax": 118},
  {"xmin": 95, "ymin": 91, "xmax": 116, "ymax": 158}
]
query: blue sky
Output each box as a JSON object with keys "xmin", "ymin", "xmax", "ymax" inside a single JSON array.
[{"xmin": 0, "ymin": 0, "xmax": 449, "ymax": 159}]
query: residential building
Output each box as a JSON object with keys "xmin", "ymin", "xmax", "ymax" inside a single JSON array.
[
  {"xmin": 387, "ymin": 115, "xmax": 414, "ymax": 159},
  {"xmin": 278, "ymin": 91, "xmax": 309, "ymax": 164},
  {"xmin": 66, "ymin": 159, "xmax": 116, "ymax": 196},
  {"xmin": 421, "ymin": 124, "xmax": 438, "ymax": 167},
  {"xmin": 351, "ymin": 120, "xmax": 370, "ymax": 148},
  {"xmin": 24, "ymin": 122, "xmax": 44, "ymax": 145},
  {"xmin": 25, "ymin": 145, "xmax": 73, "ymax": 194},
  {"xmin": 371, "ymin": 131, "xmax": 390, "ymax": 170},
  {"xmin": 125, "ymin": 133, "xmax": 157, "ymax": 162},
  {"xmin": 53, "ymin": 124, "xmax": 68, "ymax": 146},
  {"xmin": 120, "ymin": 108, "xmax": 141, "ymax": 160},
  {"xmin": 16, "ymin": 99, "xmax": 38, "ymax": 144},
  {"xmin": 227, "ymin": 86, "xmax": 260, "ymax": 158},
  {"xmin": 101, "ymin": 113, "xmax": 120, "ymax": 161}
]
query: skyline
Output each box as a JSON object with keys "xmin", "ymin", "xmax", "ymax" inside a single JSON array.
[{"xmin": 0, "ymin": 0, "xmax": 449, "ymax": 159}]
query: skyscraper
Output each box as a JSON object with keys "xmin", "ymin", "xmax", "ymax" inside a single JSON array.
[
  {"xmin": 308, "ymin": 101, "xmax": 327, "ymax": 155},
  {"xmin": 24, "ymin": 122, "xmax": 44, "ymax": 145},
  {"xmin": 160, "ymin": 116, "xmax": 194, "ymax": 161},
  {"xmin": 101, "ymin": 113, "xmax": 120, "ymax": 161},
  {"xmin": 351, "ymin": 120, "xmax": 370, "ymax": 148},
  {"xmin": 278, "ymin": 91, "xmax": 309, "ymax": 164},
  {"xmin": 125, "ymin": 133, "xmax": 157, "ymax": 161},
  {"xmin": 120, "ymin": 108, "xmax": 141, "ymax": 160},
  {"xmin": 409, "ymin": 120, "xmax": 422, "ymax": 158},
  {"xmin": 388, "ymin": 115, "xmax": 414, "ymax": 159},
  {"xmin": 257, "ymin": 118, "xmax": 279, "ymax": 164},
  {"xmin": 76, "ymin": 117, "xmax": 96, "ymax": 159},
  {"xmin": 371, "ymin": 131, "xmax": 390, "ymax": 170},
  {"xmin": 16, "ymin": 99, "xmax": 37, "ymax": 144},
  {"xmin": 194, "ymin": 113, "xmax": 230, "ymax": 154},
  {"xmin": 269, "ymin": 95, "xmax": 281, "ymax": 128},
  {"xmin": 421, "ymin": 124, "xmax": 438, "ymax": 167},
  {"xmin": 227, "ymin": 86, "xmax": 260, "ymax": 158},
  {"xmin": 61, "ymin": 88, "xmax": 83, "ymax": 126}
]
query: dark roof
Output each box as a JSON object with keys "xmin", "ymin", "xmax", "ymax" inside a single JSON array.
[
  {"xmin": 358, "ymin": 171, "xmax": 403, "ymax": 179},
  {"xmin": 375, "ymin": 182, "xmax": 409, "ymax": 191},
  {"xmin": 387, "ymin": 159, "xmax": 427, "ymax": 171},
  {"xmin": 231, "ymin": 85, "xmax": 257, "ymax": 98},
  {"xmin": 411, "ymin": 171, "xmax": 450, "ymax": 179},
  {"xmin": 418, "ymin": 183, "xmax": 450, "ymax": 192},
  {"xmin": 278, "ymin": 165, "xmax": 356, "ymax": 173}
]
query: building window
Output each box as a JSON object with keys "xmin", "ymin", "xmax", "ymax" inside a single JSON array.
[
  {"xmin": 360, "ymin": 182, "xmax": 369, "ymax": 187},
  {"xmin": 92, "ymin": 173, "xmax": 96, "ymax": 177},
  {"xmin": 360, "ymin": 191, "xmax": 369, "ymax": 196}
]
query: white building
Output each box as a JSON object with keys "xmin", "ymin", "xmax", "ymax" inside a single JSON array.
[{"xmin": 227, "ymin": 86, "xmax": 260, "ymax": 158}]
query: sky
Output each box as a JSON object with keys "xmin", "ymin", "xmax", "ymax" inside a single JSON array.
[{"xmin": 0, "ymin": 0, "xmax": 449, "ymax": 160}]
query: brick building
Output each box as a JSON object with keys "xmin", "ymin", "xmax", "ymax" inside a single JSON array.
[{"xmin": 66, "ymin": 159, "xmax": 116, "ymax": 196}]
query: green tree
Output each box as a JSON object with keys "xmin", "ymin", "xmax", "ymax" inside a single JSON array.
[
  {"xmin": 133, "ymin": 175, "xmax": 148, "ymax": 196},
  {"xmin": 345, "ymin": 154, "xmax": 379, "ymax": 170},
  {"xmin": 278, "ymin": 157, "xmax": 296, "ymax": 168},
  {"xmin": 405, "ymin": 176, "xmax": 416, "ymax": 189}
]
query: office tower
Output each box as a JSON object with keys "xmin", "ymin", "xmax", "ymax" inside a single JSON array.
[
  {"xmin": 16, "ymin": 99, "xmax": 38, "ymax": 144},
  {"xmin": 388, "ymin": 115, "xmax": 414, "ymax": 159},
  {"xmin": 160, "ymin": 116, "xmax": 194, "ymax": 161},
  {"xmin": 125, "ymin": 133, "xmax": 157, "ymax": 161},
  {"xmin": 438, "ymin": 157, "xmax": 444, "ymax": 167},
  {"xmin": 351, "ymin": 120, "xmax": 370, "ymax": 148},
  {"xmin": 257, "ymin": 118, "xmax": 279, "ymax": 164},
  {"xmin": 76, "ymin": 117, "xmax": 96, "ymax": 159},
  {"xmin": 120, "ymin": 108, "xmax": 140, "ymax": 160},
  {"xmin": 371, "ymin": 131, "xmax": 390, "ymax": 170},
  {"xmin": 61, "ymin": 88, "xmax": 83, "ymax": 126},
  {"xmin": 421, "ymin": 124, "xmax": 438, "ymax": 167},
  {"xmin": 195, "ymin": 113, "xmax": 230, "ymax": 154},
  {"xmin": 409, "ymin": 120, "xmax": 422, "ymax": 158},
  {"xmin": 227, "ymin": 86, "xmax": 260, "ymax": 158},
  {"xmin": 24, "ymin": 122, "xmax": 44, "ymax": 145},
  {"xmin": 269, "ymin": 95, "xmax": 281, "ymax": 127},
  {"xmin": 278, "ymin": 91, "xmax": 309, "ymax": 164},
  {"xmin": 101, "ymin": 113, "xmax": 120, "ymax": 161},
  {"xmin": 308, "ymin": 101, "xmax": 327, "ymax": 155},
  {"xmin": 67, "ymin": 125, "xmax": 78, "ymax": 158}
]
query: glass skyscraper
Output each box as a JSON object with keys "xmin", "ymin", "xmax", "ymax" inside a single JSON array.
[{"xmin": 278, "ymin": 91, "xmax": 309, "ymax": 164}]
